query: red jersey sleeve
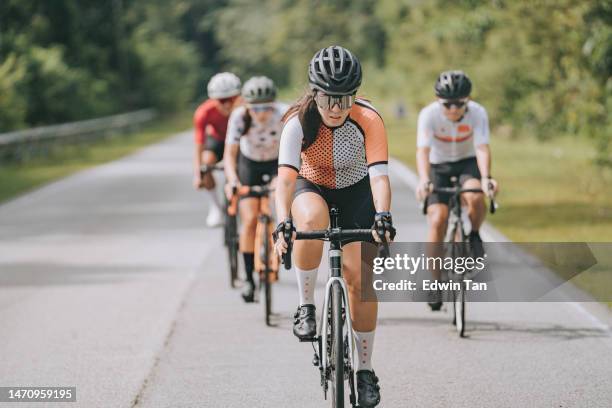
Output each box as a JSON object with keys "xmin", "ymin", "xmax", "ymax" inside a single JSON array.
[{"xmin": 193, "ymin": 104, "xmax": 210, "ymax": 145}]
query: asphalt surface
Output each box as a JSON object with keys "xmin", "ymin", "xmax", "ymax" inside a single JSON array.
[{"xmin": 0, "ymin": 131, "xmax": 611, "ymax": 408}]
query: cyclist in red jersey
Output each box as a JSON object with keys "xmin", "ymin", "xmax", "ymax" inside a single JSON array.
[{"xmin": 193, "ymin": 72, "xmax": 242, "ymax": 227}]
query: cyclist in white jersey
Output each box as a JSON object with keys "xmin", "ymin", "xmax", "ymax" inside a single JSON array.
[
  {"xmin": 224, "ymin": 76, "xmax": 288, "ymax": 302},
  {"xmin": 416, "ymin": 70, "xmax": 499, "ymax": 310}
]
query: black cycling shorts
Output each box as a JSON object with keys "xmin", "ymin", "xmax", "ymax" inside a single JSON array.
[
  {"xmin": 428, "ymin": 156, "xmax": 481, "ymax": 206},
  {"xmin": 294, "ymin": 175, "xmax": 375, "ymax": 244},
  {"xmin": 238, "ymin": 153, "xmax": 277, "ymax": 198},
  {"xmin": 204, "ymin": 135, "xmax": 225, "ymax": 161}
]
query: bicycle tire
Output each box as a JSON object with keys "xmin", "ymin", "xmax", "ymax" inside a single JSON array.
[
  {"xmin": 262, "ymin": 222, "xmax": 272, "ymax": 326},
  {"xmin": 450, "ymin": 230, "xmax": 467, "ymax": 337},
  {"xmin": 453, "ymin": 284, "xmax": 466, "ymax": 337},
  {"xmin": 331, "ymin": 281, "xmax": 344, "ymax": 408},
  {"xmin": 227, "ymin": 214, "xmax": 239, "ymax": 288}
]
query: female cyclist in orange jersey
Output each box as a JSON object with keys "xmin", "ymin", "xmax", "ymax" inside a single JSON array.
[{"xmin": 273, "ymin": 46, "xmax": 395, "ymax": 408}]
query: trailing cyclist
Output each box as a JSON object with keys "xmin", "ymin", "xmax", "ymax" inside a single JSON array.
[
  {"xmin": 224, "ymin": 76, "xmax": 288, "ymax": 303},
  {"xmin": 273, "ymin": 45, "xmax": 395, "ymax": 408},
  {"xmin": 193, "ymin": 72, "xmax": 242, "ymax": 227},
  {"xmin": 415, "ymin": 70, "xmax": 499, "ymax": 310}
]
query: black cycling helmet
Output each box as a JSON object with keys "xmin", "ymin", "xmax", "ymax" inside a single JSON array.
[
  {"xmin": 308, "ymin": 46, "xmax": 362, "ymax": 95},
  {"xmin": 434, "ymin": 70, "xmax": 472, "ymax": 99},
  {"xmin": 242, "ymin": 76, "xmax": 277, "ymax": 103}
]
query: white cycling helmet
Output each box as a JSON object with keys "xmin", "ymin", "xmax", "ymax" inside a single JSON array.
[{"xmin": 207, "ymin": 72, "xmax": 241, "ymax": 99}]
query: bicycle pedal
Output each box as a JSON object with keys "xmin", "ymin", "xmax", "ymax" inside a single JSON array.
[{"xmin": 299, "ymin": 336, "xmax": 318, "ymax": 343}]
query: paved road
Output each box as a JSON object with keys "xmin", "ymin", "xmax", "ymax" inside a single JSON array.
[{"xmin": 0, "ymin": 131, "xmax": 611, "ymax": 408}]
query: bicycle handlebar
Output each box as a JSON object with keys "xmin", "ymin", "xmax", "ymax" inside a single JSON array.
[
  {"xmin": 421, "ymin": 186, "xmax": 497, "ymax": 215},
  {"xmin": 200, "ymin": 163, "xmax": 224, "ymax": 175},
  {"xmin": 235, "ymin": 184, "xmax": 274, "ymax": 197},
  {"xmin": 295, "ymin": 229, "xmax": 373, "ymax": 241},
  {"xmin": 282, "ymin": 227, "xmax": 385, "ymax": 271}
]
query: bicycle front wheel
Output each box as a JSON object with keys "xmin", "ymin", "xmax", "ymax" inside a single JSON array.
[
  {"xmin": 453, "ymin": 283, "xmax": 466, "ymax": 337},
  {"xmin": 226, "ymin": 214, "xmax": 239, "ymax": 288},
  {"xmin": 330, "ymin": 281, "xmax": 344, "ymax": 408}
]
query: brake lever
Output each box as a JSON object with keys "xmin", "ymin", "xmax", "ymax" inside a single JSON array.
[
  {"xmin": 376, "ymin": 222, "xmax": 391, "ymax": 258},
  {"xmin": 486, "ymin": 181, "xmax": 497, "ymax": 214},
  {"xmin": 282, "ymin": 219, "xmax": 293, "ymax": 270},
  {"xmin": 489, "ymin": 195, "xmax": 498, "ymax": 214},
  {"xmin": 421, "ymin": 197, "xmax": 428, "ymax": 215}
]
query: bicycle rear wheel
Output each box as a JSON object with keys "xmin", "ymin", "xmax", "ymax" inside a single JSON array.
[
  {"xmin": 225, "ymin": 212, "xmax": 239, "ymax": 288},
  {"xmin": 330, "ymin": 281, "xmax": 344, "ymax": 408},
  {"xmin": 262, "ymin": 223, "xmax": 272, "ymax": 326}
]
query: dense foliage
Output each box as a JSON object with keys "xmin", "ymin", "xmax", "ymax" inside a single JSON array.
[{"xmin": 1, "ymin": 0, "xmax": 610, "ymax": 164}]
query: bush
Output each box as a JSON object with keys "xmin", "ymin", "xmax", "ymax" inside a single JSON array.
[{"xmin": 131, "ymin": 29, "xmax": 200, "ymax": 112}]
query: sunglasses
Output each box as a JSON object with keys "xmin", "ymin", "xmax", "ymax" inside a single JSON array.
[
  {"xmin": 314, "ymin": 92, "xmax": 356, "ymax": 111},
  {"xmin": 248, "ymin": 103, "xmax": 275, "ymax": 113},
  {"xmin": 219, "ymin": 96, "xmax": 237, "ymax": 105},
  {"xmin": 440, "ymin": 99, "xmax": 467, "ymax": 109}
]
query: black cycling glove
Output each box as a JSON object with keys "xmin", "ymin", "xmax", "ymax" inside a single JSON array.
[
  {"xmin": 372, "ymin": 212, "xmax": 396, "ymax": 242},
  {"xmin": 273, "ymin": 218, "xmax": 295, "ymax": 243},
  {"xmin": 273, "ymin": 218, "xmax": 295, "ymax": 269}
]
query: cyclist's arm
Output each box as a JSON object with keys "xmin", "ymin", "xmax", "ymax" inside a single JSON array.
[
  {"xmin": 193, "ymin": 108, "xmax": 210, "ymax": 177},
  {"xmin": 224, "ymin": 144, "xmax": 240, "ymax": 185},
  {"xmin": 416, "ymin": 109, "xmax": 432, "ymax": 183},
  {"xmin": 224, "ymin": 109, "xmax": 244, "ymax": 185},
  {"xmin": 276, "ymin": 167, "xmax": 297, "ymax": 221},
  {"xmin": 416, "ymin": 147, "xmax": 431, "ymax": 183},
  {"xmin": 363, "ymin": 111, "xmax": 391, "ymax": 212},
  {"xmin": 370, "ymin": 175, "xmax": 391, "ymax": 212},
  {"xmin": 193, "ymin": 143, "xmax": 204, "ymax": 176},
  {"xmin": 475, "ymin": 144, "xmax": 491, "ymax": 179},
  {"xmin": 473, "ymin": 105, "xmax": 492, "ymax": 179},
  {"xmin": 276, "ymin": 115, "xmax": 303, "ymax": 221}
]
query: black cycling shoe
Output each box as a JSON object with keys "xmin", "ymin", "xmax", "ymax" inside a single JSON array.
[
  {"xmin": 356, "ymin": 370, "xmax": 381, "ymax": 407},
  {"xmin": 241, "ymin": 281, "xmax": 255, "ymax": 303},
  {"xmin": 427, "ymin": 288, "xmax": 443, "ymax": 311},
  {"xmin": 293, "ymin": 304, "xmax": 316, "ymax": 340},
  {"xmin": 469, "ymin": 230, "xmax": 485, "ymax": 258}
]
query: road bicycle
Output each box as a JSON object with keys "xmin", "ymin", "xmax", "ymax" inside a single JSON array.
[
  {"xmin": 282, "ymin": 206, "xmax": 384, "ymax": 407},
  {"xmin": 229, "ymin": 175, "xmax": 279, "ymax": 326},
  {"xmin": 422, "ymin": 176, "xmax": 497, "ymax": 337},
  {"xmin": 200, "ymin": 164, "xmax": 239, "ymax": 288}
]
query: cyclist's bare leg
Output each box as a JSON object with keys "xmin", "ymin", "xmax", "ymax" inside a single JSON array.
[
  {"xmin": 238, "ymin": 197, "xmax": 259, "ymax": 252},
  {"xmin": 343, "ymin": 242, "xmax": 377, "ymax": 372},
  {"xmin": 291, "ymin": 193, "xmax": 328, "ymax": 270},
  {"xmin": 238, "ymin": 197, "xmax": 259, "ymax": 299},
  {"xmin": 291, "ymin": 193, "xmax": 328, "ymax": 307},
  {"xmin": 462, "ymin": 178, "xmax": 486, "ymax": 231},
  {"xmin": 201, "ymin": 150, "xmax": 218, "ymax": 190},
  {"xmin": 426, "ymin": 203, "xmax": 448, "ymax": 280},
  {"xmin": 342, "ymin": 242, "xmax": 377, "ymax": 332}
]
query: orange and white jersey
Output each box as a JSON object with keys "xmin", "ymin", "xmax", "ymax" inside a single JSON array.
[
  {"xmin": 417, "ymin": 100, "xmax": 490, "ymax": 164},
  {"xmin": 278, "ymin": 99, "xmax": 388, "ymax": 189}
]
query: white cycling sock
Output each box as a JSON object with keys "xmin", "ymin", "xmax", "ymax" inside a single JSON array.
[
  {"xmin": 296, "ymin": 267, "xmax": 318, "ymax": 306},
  {"xmin": 204, "ymin": 189, "xmax": 221, "ymax": 212},
  {"xmin": 353, "ymin": 330, "xmax": 375, "ymax": 372}
]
